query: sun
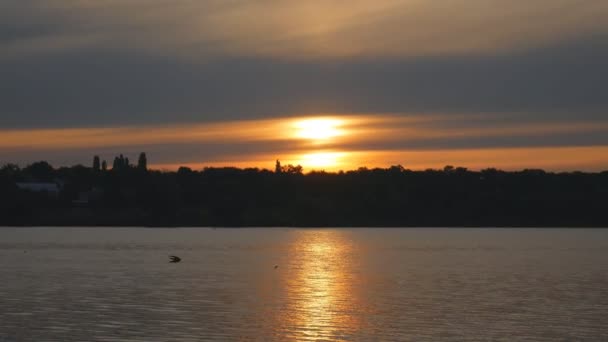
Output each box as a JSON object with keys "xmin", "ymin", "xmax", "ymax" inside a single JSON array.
[
  {"xmin": 298, "ymin": 152, "xmax": 346, "ymax": 170},
  {"xmin": 293, "ymin": 118, "xmax": 344, "ymax": 141},
  {"xmin": 286, "ymin": 117, "xmax": 349, "ymax": 170}
]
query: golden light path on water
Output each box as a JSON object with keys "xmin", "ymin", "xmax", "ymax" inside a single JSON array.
[{"xmin": 273, "ymin": 230, "xmax": 363, "ymax": 340}]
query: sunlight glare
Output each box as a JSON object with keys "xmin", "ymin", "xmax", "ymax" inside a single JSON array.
[
  {"xmin": 277, "ymin": 230, "xmax": 359, "ymax": 339},
  {"xmin": 298, "ymin": 152, "xmax": 346, "ymax": 170},
  {"xmin": 293, "ymin": 118, "xmax": 344, "ymax": 141}
]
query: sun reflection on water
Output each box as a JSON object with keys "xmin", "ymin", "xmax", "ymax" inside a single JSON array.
[{"xmin": 276, "ymin": 230, "xmax": 362, "ymax": 340}]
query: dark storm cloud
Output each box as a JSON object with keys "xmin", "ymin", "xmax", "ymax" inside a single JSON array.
[
  {"xmin": 1, "ymin": 34, "xmax": 607, "ymax": 129},
  {"xmin": 2, "ymin": 0, "xmax": 608, "ymax": 129}
]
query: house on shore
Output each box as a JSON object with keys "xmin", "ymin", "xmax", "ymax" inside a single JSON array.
[{"xmin": 16, "ymin": 182, "xmax": 62, "ymax": 198}]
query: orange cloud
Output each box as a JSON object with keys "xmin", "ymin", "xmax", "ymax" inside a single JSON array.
[{"xmin": 3, "ymin": 114, "xmax": 608, "ymax": 172}]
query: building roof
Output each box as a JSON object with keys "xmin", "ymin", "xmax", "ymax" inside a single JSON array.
[{"xmin": 16, "ymin": 182, "xmax": 60, "ymax": 193}]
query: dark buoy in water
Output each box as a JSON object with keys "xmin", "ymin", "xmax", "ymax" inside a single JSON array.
[
  {"xmin": 169, "ymin": 255, "xmax": 181, "ymax": 263},
  {"xmin": 274, "ymin": 265, "xmax": 279, "ymax": 269}
]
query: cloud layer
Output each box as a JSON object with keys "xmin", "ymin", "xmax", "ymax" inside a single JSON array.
[{"xmin": 3, "ymin": 0, "xmax": 607, "ymax": 59}]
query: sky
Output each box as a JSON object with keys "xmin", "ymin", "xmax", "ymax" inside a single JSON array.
[{"xmin": 1, "ymin": 0, "xmax": 607, "ymax": 171}]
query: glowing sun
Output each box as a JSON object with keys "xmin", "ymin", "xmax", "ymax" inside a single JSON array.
[
  {"xmin": 293, "ymin": 118, "xmax": 344, "ymax": 141},
  {"xmin": 298, "ymin": 152, "xmax": 346, "ymax": 169}
]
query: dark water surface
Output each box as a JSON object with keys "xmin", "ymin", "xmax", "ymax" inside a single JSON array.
[{"xmin": 1, "ymin": 228, "xmax": 607, "ymax": 341}]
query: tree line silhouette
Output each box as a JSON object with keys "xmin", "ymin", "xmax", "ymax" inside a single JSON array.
[{"xmin": 1, "ymin": 153, "xmax": 607, "ymax": 227}]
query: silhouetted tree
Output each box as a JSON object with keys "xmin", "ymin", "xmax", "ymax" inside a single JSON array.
[
  {"xmin": 389, "ymin": 165, "xmax": 405, "ymax": 173},
  {"xmin": 23, "ymin": 161, "xmax": 54, "ymax": 181},
  {"xmin": 112, "ymin": 154, "xmax": 133, "ymax": 171},
  {"xmin": 137, "ymin": 152, "xmax": 148, "ymax": 171},
  {"xmin": 112, "ymin": 157, "xmax": 121, "ymax": 170},
  {"xmin": 275, "ymin": 160, "xmax": 282, "ymax": 174},
  {"xmin": 93, "ymin": 156, "xmax": 101, "ymax": 171},
  {"xmin": 1, "ymin": 163, "xmax": 20, "ymax": 176},
  {"xmin": 101, "ymin": 160, "xmax": 107, "ymax": 171},
  {"xmin": 282, "ymin": 164, "xmax": 303, "ymax": 174},
  {"xmin": 177, "ymin": 166, "xmax": 193, "ymax": 175}
]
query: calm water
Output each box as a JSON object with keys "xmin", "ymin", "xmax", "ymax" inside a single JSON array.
[{"xmin": 1, "ymin": 228, "xmax": 607, "ymax": 341}]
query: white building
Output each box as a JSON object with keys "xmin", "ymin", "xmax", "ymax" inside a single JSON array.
[{"xmin": 16, "ymin": 182, "xmax": 61, "ymax": 197}]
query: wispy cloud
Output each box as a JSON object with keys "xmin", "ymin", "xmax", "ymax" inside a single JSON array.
[{"xmin": 3, "ymin": 0, "xmax": 607, "ymax": 60}]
